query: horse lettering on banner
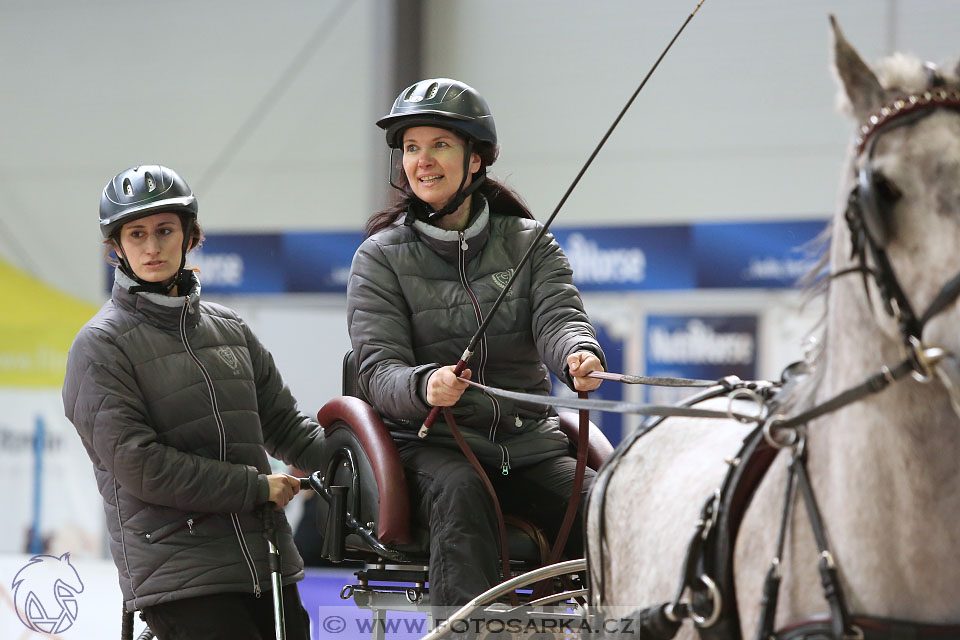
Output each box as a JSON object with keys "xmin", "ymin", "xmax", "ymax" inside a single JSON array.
[{"xmin": 587, "ymin": 18, "xmax": 960, "ymax": 640}]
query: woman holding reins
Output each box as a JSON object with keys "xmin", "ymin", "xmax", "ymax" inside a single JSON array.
[{"xmin": 347, "ymin": 78, "xmax": 605, "ymax": 609}]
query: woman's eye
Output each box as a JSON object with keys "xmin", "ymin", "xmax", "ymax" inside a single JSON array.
[
  {"xmin": 405, "ymin": 144, "xmax": 418, "ymax": 153},
  {"xmin": 435, "ymin": 141, "xmax": 449, "ymax": 149}
]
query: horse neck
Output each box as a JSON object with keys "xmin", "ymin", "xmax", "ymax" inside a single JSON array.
[{"xmin": 801, "ymin": 274, "xmax": 960, "ymax": 615}]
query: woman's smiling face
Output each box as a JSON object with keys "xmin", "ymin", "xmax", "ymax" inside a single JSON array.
[{"xmin": 401, "ymin": 126, "xmax": 481, "ymax": 211}]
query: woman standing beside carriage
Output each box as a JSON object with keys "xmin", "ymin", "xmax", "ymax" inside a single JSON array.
[
  {"xmin": 62, "ymin": 165, "xmax": 324, "ymax": 639},
  {"xmin": 346, "ymin": 78, "xmax": 606, "ymax": 608}
]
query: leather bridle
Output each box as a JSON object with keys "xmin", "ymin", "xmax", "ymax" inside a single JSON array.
[{"xmin": 844, "ymin": 87, "xmax": 960, "ymax": 357}]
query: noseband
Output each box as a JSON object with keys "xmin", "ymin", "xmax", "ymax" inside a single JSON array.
[{"xmin": 844, "ymin": 87, "xmax": 960, "ymax": 359}]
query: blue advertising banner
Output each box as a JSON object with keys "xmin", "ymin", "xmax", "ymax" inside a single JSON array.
[
  {"xmin": 104, "ymin": 220, "xmax": 827, "ymax": 295},
  {"xmin": 551, "ymin": 226, "xmax": 694, "ymax": 292},
  {"xmin": 644, "ymin": 314, "xmax": 758, "ymax": 405},
  {"xmin": 691, "ymin": 220, "xmax": 826, "ymax": 289}
]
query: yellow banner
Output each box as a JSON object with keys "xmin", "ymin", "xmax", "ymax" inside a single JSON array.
[{"xmin": 0, "ymin": 259, "xmax": 99, "ymax": 387}]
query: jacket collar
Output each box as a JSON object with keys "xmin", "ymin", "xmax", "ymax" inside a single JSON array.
[
  {"xmin": 411, "ymin": 195, "xmax": 490, "ymax": 264},
  {"xmin": 113, "ymin": 268, "xmax": 202, "ymax": 329}
]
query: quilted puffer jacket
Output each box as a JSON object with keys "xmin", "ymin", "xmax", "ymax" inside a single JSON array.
[
  {"xmin": 347, "ymin": 196, "xmax": 605, "ymax": 469},
  {"xmin": 62, "ymin": 269, "xmax": 327, "ymax": 611}
]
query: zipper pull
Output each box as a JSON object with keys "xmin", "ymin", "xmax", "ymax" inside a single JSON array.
[
  {"xmin": 186, "ymin": 297, "xmax": 195, "ymax": 314},
  {"xmin": 459, "ymin": 231, "xmax": 468, "ymax": 251},
  {"xmin": 514, "ymin": 415, "xmax": 522, "ymax": 428},
  {"xmin": 254, "ymin": 585, "xmax": 262, "ymax": 599},
  {"xmin": 186, "ymin": 518, "xmax": 195, "ymax": 535},
  {"xmin": 500, "ymin": 445, "xmax": 510, "ymax": 476}
]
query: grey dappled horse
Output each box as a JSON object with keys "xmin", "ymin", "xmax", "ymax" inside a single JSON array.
[{"xmin": 586, "ymin": 18, "xmax": 960, "ymax": 640}]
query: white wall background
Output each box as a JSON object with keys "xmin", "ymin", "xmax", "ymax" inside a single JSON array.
[{"xmin": 4, "ymin": 1, "xmax": 960, "ymax": 305}]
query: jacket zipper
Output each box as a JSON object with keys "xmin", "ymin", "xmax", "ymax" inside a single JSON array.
[
  {"xmin": 179, "ymin": 300, "xmax": 262, "ymax": 597},
  {"xmin": 498, "ymin": 444, "xmax": 511, "ymax": 476},
  {"xmin": 457, "ymin": 231, "xmax": 501, "ymax": 439}
]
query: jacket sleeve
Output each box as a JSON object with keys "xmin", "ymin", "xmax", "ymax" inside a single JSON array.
[
  {"xmin": 346, "ymin": 238, "xmax": 436, "ymax": 422},
  {"xmin": 62, "ymin": 328, "xmax": 265, "ymax": 514},
  {"xmin": 529, "ymin": 227, "xmax": 607, "ymax": 389},
  {"xmin": 241, "ymin": 320, "xmax": 327, "ymax": 473}
]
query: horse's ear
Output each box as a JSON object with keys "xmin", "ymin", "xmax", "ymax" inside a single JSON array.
[{"xmin": 830, "ymin": 15, "xmax": 885, "ymax": 121}]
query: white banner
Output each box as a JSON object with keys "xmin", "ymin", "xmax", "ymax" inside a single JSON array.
[{"xmin": 0, "ymin": 390, "xmax": 105, "ymax": 559}]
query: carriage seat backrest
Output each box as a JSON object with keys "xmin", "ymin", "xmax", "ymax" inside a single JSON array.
[{"xmin": 342, "ymin": 349, "xmax": 366, "ymax": 401}]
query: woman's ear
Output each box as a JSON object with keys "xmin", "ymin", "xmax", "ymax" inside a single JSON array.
[{"xmin": 469, "ymin": 151, "xmax": 482, "ymax": 174}]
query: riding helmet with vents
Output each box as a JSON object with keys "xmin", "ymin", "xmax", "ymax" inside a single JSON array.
[
  {"xmin": 99, "ymin": 165, "xmax": 197, "ymax": 239},
  {"xmin": 377, "ymin": 78, "xmax": 497, "ymax": 149}
]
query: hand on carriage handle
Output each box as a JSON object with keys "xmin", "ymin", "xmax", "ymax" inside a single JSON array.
[
  {"xmin": 569, "ymin": 351, "xmax": 604, "ymax": 392},
  {"xmin": 427, "ymin": 365, "xmax": 472, "ymax": 407},
  {"xmin": 266, "ymin": 473, "xmax": 301, "ymax": 509}
]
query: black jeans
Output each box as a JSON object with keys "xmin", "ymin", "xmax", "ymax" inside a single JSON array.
[
  {"xmin": 140, "ymin": 584, "xmax": 310, "ymax": 640},
  {"xmin": 396, "ymin": 442, "xmax": 595, "ymax": 609}
]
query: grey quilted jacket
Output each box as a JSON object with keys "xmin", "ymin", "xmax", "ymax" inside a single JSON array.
[
  {"xmin": 347, "ymin": 198, "xmax": 605, "ymax": 469},
  {"xmin": 62, "ymin": 269, "xmax": 327, "ymax": 611}
]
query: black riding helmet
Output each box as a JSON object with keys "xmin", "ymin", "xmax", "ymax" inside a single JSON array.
[
  {"xmin": 100, "ymin": 165, "xmax": 198, "ymax": 294},
  {"xmin": 377, "ymin": 78, "xmax": 498, "ymax": 221}
]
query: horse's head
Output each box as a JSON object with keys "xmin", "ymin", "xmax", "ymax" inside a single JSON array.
[{"xmin": 831, "ymin": 17, "xmax": 960, "ymax": 381}]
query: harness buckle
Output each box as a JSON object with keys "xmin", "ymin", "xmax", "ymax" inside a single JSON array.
[
  {"xmin": 907, "ymin": 336, "xmax": 946, "ymax": 383},
  {"xmin": 700, "ymin": 488, "xmax": 722, "ymax": 541}
]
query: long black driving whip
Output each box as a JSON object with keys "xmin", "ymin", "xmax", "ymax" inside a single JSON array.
[{"xmin": 419, "ymin": 0, "xmax": 709, "ymax": 438}]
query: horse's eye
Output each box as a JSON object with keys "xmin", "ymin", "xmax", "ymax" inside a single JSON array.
[{"xmin": 873, "ymin": 173, "xmax": 902, "ymax": 206}]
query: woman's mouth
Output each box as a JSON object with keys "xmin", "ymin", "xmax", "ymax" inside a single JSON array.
[{"xmin": 419, "ymin": 175, "xmax": 443, "ymax": 184}]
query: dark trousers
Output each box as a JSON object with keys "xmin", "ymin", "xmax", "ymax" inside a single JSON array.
[
  {"xmin": 396, "ymin": 443, "xmax": 595, "ymax": 608},
  {"xmin": 140, "ymin": 584, "xmax": 310, "ymax": 640}
]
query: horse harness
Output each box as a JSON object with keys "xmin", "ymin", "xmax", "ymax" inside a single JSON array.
[{"xmin": 593, "ymin": 86, "xmax": 960, "ymax": 640}]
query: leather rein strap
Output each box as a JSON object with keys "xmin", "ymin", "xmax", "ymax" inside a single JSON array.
[
  {"xmin": 442, "ymin": 392, "xmax": 592, "ymax": 603},
  {"xmin": 443, "ymin": 407, "xmax": 520, "ymax": 606}
]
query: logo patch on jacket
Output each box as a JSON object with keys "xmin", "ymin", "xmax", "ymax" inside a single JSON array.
[
  {"xmin": 492, "ymin": 269, "xmax": 514, "ymax": 291},
  {"xmin": 216, "ymin": 346, "xmax": 241, "ymax": 373}
]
